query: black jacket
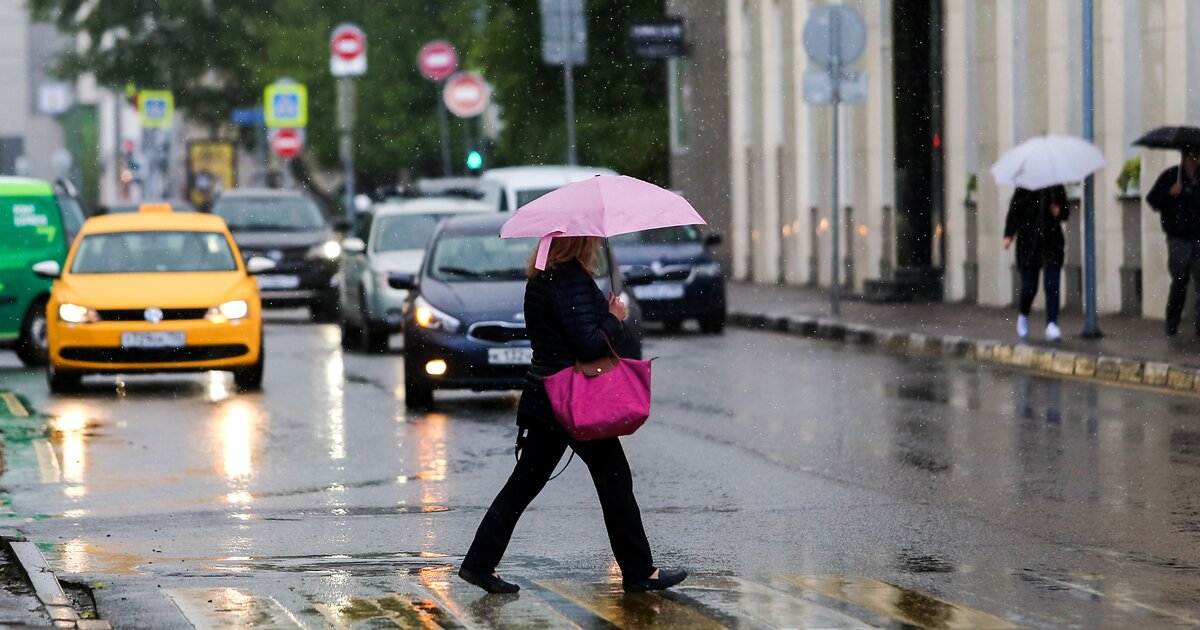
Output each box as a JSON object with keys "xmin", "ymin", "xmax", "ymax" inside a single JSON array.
[
  {"xmin": 518, "ymin": 259, "xmax": 625, "ymax": 430},
  {"xmin": 1146, "ymin": 166, "xmax": 1200, "ymax": 240},
  {"xmin": 1004, "ymin": 186, "xmax": 1070, "ymax": 269}
]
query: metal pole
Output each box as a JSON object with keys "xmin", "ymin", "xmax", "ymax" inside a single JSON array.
[
  {"xmin": 338, "ymin": 77, "xmax": 357, "ymax": 230},
  {"xmin": 437, "ymin": 82, "xmax": 452, "ymax": 176},
  {"xmin": 561, "ymin": 5, "xmax": 577, "ymax": 165},
  {"xmin": 113, "ymin": 92, "xmax": 124, "ymax": 201},
  {"xmin": 830, "ymin": 14, "xmax": 842, "ymax": 316},
  {"xmin": 1081, "ymin": 0, "xmax": 1102, "ymax": 338},
  {"xmin": 255, "ymin": 121, "xmax": 267, "ymax": 186}
]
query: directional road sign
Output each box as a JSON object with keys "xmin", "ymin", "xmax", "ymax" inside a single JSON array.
[
  {"xmin": 138, "ymin": 90, "xmax": 174, "ymax": 128},
  {"xmin": 331, "ymin": 23, "xmax": 367, "ymax": 77},
  {"xmin": 264, "ymin": 82, "xmax": 308, "ymax": 129}
]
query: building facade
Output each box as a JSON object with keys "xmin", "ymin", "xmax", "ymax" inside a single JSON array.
[{"xmin": 671, "ymin": 0, "xmax": 1198, "ymax": 320}]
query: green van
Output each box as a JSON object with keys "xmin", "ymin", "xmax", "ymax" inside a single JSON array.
[{"xmin": 0, "ymin": 177, "xmax": 83, "ymax": 365}]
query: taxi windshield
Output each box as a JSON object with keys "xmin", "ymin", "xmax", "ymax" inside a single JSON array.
[{"xmin": 70, "ymin": 231, "xmax": 238, "ymax": 274}]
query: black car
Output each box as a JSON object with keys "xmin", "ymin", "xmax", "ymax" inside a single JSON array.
[
  {"xmin": 211, "ymin": 188, "xmax": 343, "ymax": 321},
  {"xmin": 396, "ymin": 214, "xmax": 643, "ymax": 408},
  {"xmin": 611, "ymin": 226, "xmax": 726, "ymax": 333}
]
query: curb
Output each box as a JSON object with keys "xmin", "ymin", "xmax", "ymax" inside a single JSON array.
[
  {"xmin": 6, "ymin": 539, "xmax": 111, "ymax": 629},
  {"xmin": 730, "ymin": 311, "xmax": 1200, "ymax": 396}
]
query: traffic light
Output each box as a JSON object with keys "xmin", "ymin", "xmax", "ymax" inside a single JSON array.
[{"xmin": 465, "ymin": 150, "xmax": 483, "ymax": 171}]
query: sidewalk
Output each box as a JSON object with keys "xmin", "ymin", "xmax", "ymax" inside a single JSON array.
[{"xmin": 727, "ymin": 282, "xmax": 1200, "ymax": 394}]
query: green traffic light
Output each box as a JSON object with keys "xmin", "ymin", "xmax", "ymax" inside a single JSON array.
[{"xmin": 466, "ymin": 150, "xmax": 483, "ymax": 170}]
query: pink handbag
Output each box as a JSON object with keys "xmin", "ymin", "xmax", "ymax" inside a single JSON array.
[{"xmin": 543, "ymin": 338, "xmax": 652, "ymax": 441}]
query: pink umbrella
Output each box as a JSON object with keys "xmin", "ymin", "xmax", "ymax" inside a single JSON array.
[{"xmin": 499, "ymin": 175, "xmax": 706, "ymax": 272}]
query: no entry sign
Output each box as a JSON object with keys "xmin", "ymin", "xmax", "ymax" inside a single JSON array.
[
  {"xmin": 442, "ymin": 72, "xmax": 491, "ymax": 118},
  {"xmin": 330, "ymin": 24, "xmax": 367, "ymax": 77},
  {"xmin": 271, "ymin": 128, "xmax": 304, "ymax": 160},
  {"xmin": 418, "ymin": 41, "xmax": 458, "ymax": 81}
]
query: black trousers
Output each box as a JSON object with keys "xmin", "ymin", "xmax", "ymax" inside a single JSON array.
[
  {"xmin": 462, "ymin": 422, "xmax": 655, "ymax": 582},
  {"xmin": 1018, "ymin": 262, "xmax": 1062, "ymax": 324},
  {"xmin": 1166, "ymin": 237, "xmax": 1200, "ymax": 333}
]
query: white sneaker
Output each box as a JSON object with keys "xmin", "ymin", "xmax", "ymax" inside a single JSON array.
[
  {"xmin": 1017, "ymin": 315, "xmax": 1029, "ymax": 339},
  {"xmin": 1046, "ymin": 322, "xmax": 1062, "ymax": 341}
]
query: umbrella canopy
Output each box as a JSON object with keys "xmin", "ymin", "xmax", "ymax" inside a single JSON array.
[
  {"xmin": 1133, "ymin": 126, "xmax": 1200, "ymax": 153},
  {"xmin": 990, "ymin": 134, "xmax": 1106, "ymax": 190},
  {"xmin": 500, "ymin": 175, "xmax": 706, "ymax": 270}
]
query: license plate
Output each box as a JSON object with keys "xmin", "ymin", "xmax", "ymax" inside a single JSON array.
[
  {"xmin": 487, "ymin": 347, "xmax": 533, "ymax": 365},
  {"xmin": 632, "ymin": 282, "xmax": 685, "ymax": 300},
  {"xmin": 121, "ymin": 331, "xmax": 186, "ymax": 348},
  {"xmin": 256, "ymin": 274, "xmax": 300, "ymax": 290}
]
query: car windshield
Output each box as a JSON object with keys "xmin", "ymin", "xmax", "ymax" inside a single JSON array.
[
  {"xmin": 611, "ymin": 225, "xmax": 702, "ymax": 245},
  {"xmin": 515, "ymin": 188, "xmax": 557, "ymax": 208},
  {"xmin": 372, "ymin": 213, "xmax": 458, "ymax": 253},
  {"xmin": 429, "ymin": 234, "xmax": 609, "ymax": 282},
  {"xmin": 70, "ymin": 231, "xmax": 238, "ymax": 274},
  {"xmin": 211, "ymin": 197, "xmax": 326, "ymax": 231}
]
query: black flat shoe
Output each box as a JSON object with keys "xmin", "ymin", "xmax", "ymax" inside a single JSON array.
[
  {"xmin": 623, "ymin": 568, "xmax": 688, "ymax": 593},
  {"xmin": 459, "ymin": 567, "xmax": 520, "ymax": 594}
]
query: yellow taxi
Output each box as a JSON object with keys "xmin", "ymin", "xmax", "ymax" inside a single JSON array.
[{"xmin": 38, "ymin": 203, "xmax": 272, "ymax": 393}]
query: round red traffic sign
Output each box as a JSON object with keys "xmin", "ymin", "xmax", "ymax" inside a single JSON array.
[
  {"xmin": 331, "ymin": 25, "xmax": 366, "ymax": 61},
  {"xmin": 271, "ymin": 128, "xmax": 304, "ymax": 159},
  {"xmin": 418, "ymin": 41, "xmax": 459, "ymax": 81},
  {"xmin": 442, "ymin": 72, "xmax": 491, "ymax": 118}
]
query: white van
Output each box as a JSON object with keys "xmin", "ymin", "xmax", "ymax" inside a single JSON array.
[{"xmin": 482, "ymin": 165, "xmax": 618, "ymax": 212}]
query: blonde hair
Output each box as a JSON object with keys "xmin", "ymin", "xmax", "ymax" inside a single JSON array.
[{"xmin": 527, "ymin": 236, "xmax": 602, "ymax": 278}]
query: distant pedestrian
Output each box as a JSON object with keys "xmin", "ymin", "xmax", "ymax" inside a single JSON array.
[
  {"xmin": 1003, "ymin": 185, "xmax": 1070, "ymax": 341},
  {"xmin": 1145, "ymin": 152, "xmax": 1200, "ymax": 336},
  {"xmin": 459, "ymin": 236, "xmax": 686, "ymax": 595}
]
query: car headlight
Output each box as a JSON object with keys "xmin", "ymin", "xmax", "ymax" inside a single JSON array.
[
  {"xmin": 307, "ymin": 240, "xmax": 341, "ymax": 260},
  {"xmin": 413, "ymin": 296, "xmax": 460, "ymax": 333},
  {"xmin": 693, "ymin": 262, "xmax": 722, "ymax": 277},
  {"xmin": 206, "ymin": 300, "xmax": 249, "ymax": 323},
  {"xmin": 58, "ymin": 303, "xmax": 98, "ymax": 324}
]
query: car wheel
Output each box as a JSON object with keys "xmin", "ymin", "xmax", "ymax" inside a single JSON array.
[
  {"xmin": 404, "ymin": 377, "xmax": 433, "ymax": 408},
  {"xmin": 16, "ymin": 298, "xmax": 49, "ymax": 367},
  {"xmin": 662, "ymin": 318, "xmax": 684, "ymax": 334},
  {"xmin": 310, "ymin": 299, "xmax": 339, "ymax": 323},
  {"xmin": 47, "ymin": 364, "xmax": 82, "ymax": 394},
  {"xmin": 699, "ymin": 312, "xmax": 726, "ymax": 335},
  {"xmin": 362, "ymin": 322, "xmax": 390, "ymax": 354},
  {"xmin": 340, "ymin": 319, "xmax": 363, "ymax": 351},
  {"xmin": 234, "ymin": 345, "xmax": 265, "ymax": 392}
]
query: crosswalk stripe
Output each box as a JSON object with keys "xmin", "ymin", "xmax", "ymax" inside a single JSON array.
[
  {"xmin": 167, "ymin": 587, "xmax": 305, "ymax": 629},
  {"xmin": 537, "ymin": 579, "xmax": 727, "ymax": 629},
  {"xmin": 32, "ymin": 439, "xmax": 61, "ymax": 483},
  {"xmin": 418, "ymin": 568, "xmax": 584, "ymax": 629},
  {"xmin": 782, "ymin": 576, "xmax": 1019, "ymax": 629},
  {"xmin": 699, "ymin": 576, "xmax": 874, "ymax": 629},
  {"xmin": 0, "ymin": 392, "xmax": 29, "ymax": 417},
  {"xmin": 316, "ymin": 593, "xmax": 459, "ymax": 629}
]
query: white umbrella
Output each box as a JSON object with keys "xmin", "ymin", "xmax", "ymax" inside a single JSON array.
[{"xmin": 990, "ymin": 134, "xmax": 1106, "ymax": 190}]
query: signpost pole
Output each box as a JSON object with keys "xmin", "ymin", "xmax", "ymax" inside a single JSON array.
[
  {"xmin": 829, "ymin": 13, "xmax": 842, "ymax": 317},
  {"xmin": 561, "ymin": 6, "xmax": 578, "ymax": 166},
  {"xmin": 1080, "ymin": 0, "xmax": 1102, "ymax": 338},
  {"xmin": 437, "ymin": 83, "xmax": 452, "ymax": 176},
  {"xmin": 338, "ymin": 77, "xmax": 356, "ymax": 229}
]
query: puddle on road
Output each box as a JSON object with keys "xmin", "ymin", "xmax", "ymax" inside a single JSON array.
[{"xmin": 896, "ymin": 550, "xmax": 957, "ymax": 574}]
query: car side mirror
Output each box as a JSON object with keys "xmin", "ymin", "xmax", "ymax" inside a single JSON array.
[
  {"xmin": 622, "ymin": 268, "xmax": 655, "ymax": 286},
  {"xmin": 342, "ymin": 237, "xmax": 366, "ymax": 254},
  {"xmin": 387, "ymin": 272, "xmax": 417, "ymax": 290},
  {"xmin": 704, "ymin": 233, "xmax": 723, "ymax": 247},
  {"xmin": 245, "ymin": 256, "xmax": 276, "ymax": 275},
  {"xmin": 32, "ymin": 260, "xmax": 61, "ymax": 279}
]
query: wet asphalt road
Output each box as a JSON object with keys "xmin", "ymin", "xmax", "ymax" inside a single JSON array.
[{"xmin": 1, "ymin": 314, "xmax": 1200, "ymax": 628}]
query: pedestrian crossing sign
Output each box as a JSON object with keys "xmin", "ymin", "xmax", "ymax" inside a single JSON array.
[
  {"xmin": 264, "ymin": 82, "xmax": 308, "ymax": 129},
  {"xmin": 138, "ymin": 90, "xmax": 174, "ymax": 128}
]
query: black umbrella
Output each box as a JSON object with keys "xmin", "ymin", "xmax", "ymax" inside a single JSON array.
[{"xmin": 1133, "ymin": 126, "xmax": 1200, "ymax": 182}]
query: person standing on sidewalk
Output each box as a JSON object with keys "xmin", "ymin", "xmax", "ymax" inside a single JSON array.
[
  {"xmin": 459, "ymin": 236, "xmax": 686, "ymax": 595},
  {"xmin": 1003, "ymin": 185, "xmax": 1070, "ymax": 341},
  {"xmin": 1145, "ymin": 152, "xmax": 1200, "ymax": 336}
]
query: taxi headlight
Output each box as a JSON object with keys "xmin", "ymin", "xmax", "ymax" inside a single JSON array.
[
  {"xmin": 307, "ymin": 240, "xmax": 342, "ymax": 260},
  {"xmin": 413, "ymin": 296, "xmax": 460, "ymax": 333},
  {"xmin": 58, "ymin": 303, "xmax": 98, "ymax": 324},
  {"xmin": 206, "ymin": 300, "xmax": 249, "ymax": 323}
]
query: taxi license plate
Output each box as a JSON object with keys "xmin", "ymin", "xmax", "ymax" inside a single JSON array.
[
  {"xmin": 121, "ymin": 331, "xmax": 186, "ymax": 348},
  {"xmin": 256, "ymin": 274, "xmax": 300, "ymax": 290},
  {"xmin": 633, "ymin": 282, "xmax": 685, "ymax": 300},
  {"xmin": 487, "ymin": 348, "xmax": 533, "ymax": 365}
]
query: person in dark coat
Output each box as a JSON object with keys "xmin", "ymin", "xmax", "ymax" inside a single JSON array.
[
  {"xmin": 459, "ymin": 236, "xmax": 687, "ymax": 595},
  {"xmin": 1145, "ymin": 152, "xmax": 1200, "ymax": 336},
  {"xmin": 1003, "ymin": 185, "xmax": 1069, "ymax": 340}
]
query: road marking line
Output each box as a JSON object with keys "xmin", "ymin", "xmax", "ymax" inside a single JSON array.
[
  {"xmin": 783, "ymin": 576, "xmax": 1019, "ymax": 629},
  {"xmin": 167, "ymin": 588, "xmax": 304, "ymax": 629},
  {"xmin": 418, "ymin": 570, "xmax": 582, "ymax": 629},
  {"xmin": 32, "ymin": 439, "xmax": 61, "ymax": 483},
  {"xmin": 537, "ymin": 579, "xmax": 727, "ymax": 629},
  {"xmin": 0, "ymin": 392, "xmax": 29, "ymax": 417},
  {"xmin": 1024, "ymin": 573, "xmax": 1200, "ymax": 626},
  {"xmin": 714, "ymin": 576, "xmax": 874, "ymax": 628},
  {"xmin": 316, "ymin": 593, "xmax": 451, "ymax": 629}
]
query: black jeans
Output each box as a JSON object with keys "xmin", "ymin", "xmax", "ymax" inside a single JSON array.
[
  {"xmin": 462, "ymin": 422, "xmax": 655, "ymax": 582},
  {"xmin": 1166, "ymin": 237, "xmax": 1200, "ymax": 333},
  {"xmin": 1018, "ymin": 262, "xmax": 1062, "ymax": 324}
]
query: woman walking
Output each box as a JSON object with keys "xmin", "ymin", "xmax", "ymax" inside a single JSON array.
[
  {"xmin": 1003, "ymin": 185, "xmax": 1070, "ymax": 340},
  {"xmin": 459, "ymin": 236, "xmax": 686, "ymax": 594}
]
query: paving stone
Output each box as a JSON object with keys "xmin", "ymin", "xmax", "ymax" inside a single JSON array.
[
  {"xmin": 1074, "ymin": 356, "xmax": 1097, "ymax": 377},
  {"xmin": 1011, "ymin": 345, "xmax": 1036, "ymax": 368},
  {"xmin": 1033, "ymin": 349, "xmax": 1056, "ymax": 372},
  {"xmin": 1167, "ymin": 367, "xmax": 1196, "ymax": 391},
  {"xmin": 1095, "ymin": 357, "xmax": 1121, "ymax": 380},
  {"xmin": 1050, "ymin": 352, "xmax": 1077, "ymax": 375},
  {"xmin": 1117, "ymin": 360, "xmax": 1144, "ymax": 384},
  {"xmin": 1143, "ymin": 362, "xmax": 1170, "ymax": 387}
]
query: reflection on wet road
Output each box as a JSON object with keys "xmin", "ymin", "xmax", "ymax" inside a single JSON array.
[{"xmin": 1, "ymin": 315, "xmax": 1199, "ymax": 627}]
